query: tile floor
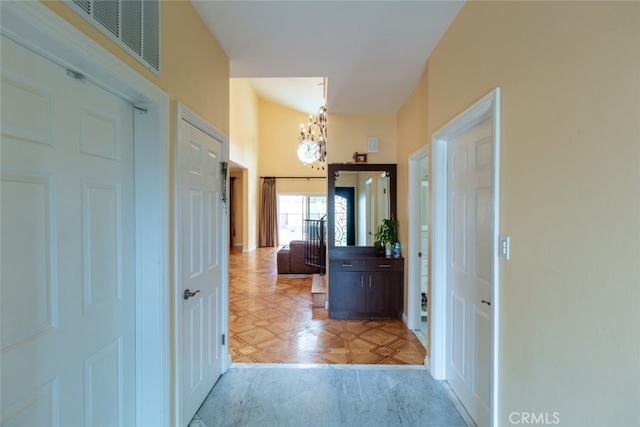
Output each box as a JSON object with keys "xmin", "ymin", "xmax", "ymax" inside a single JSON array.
[
  {"xmin": 190, "ymin": 364, "xmax": 471, "ymax": 427},
  {"xmin": 229, "ymin": 247, "xmax": 427, "ymax": 364}
]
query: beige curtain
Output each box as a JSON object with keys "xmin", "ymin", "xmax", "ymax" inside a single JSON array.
[{"xmin": 259, "ymin": 177, "xmax": 279, "ymax": 247}]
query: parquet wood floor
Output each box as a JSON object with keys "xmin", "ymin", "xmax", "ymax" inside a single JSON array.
[{"xmin": 229, "ymin": 247, "xmax": 426, "ymax": 364}]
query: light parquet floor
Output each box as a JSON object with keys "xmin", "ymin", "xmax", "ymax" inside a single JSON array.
[{"xmin": 229, "ymin": 247, "xmax": 427, "ymax": 364}]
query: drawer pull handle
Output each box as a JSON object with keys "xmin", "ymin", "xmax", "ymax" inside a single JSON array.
[
  {"xmin": 342, "ymin": 264, "xmax": 354, "ymax": 267},
  {"xmin": 378, "ymin": 264, "xmax": 391, "ymax": 268}
]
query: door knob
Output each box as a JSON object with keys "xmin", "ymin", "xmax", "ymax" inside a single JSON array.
[
  {"xmin": 481, "ymin": 299, "xmax": 491, "ymax": 306},
  {"xmin": 183, "ymin": 289, "xmax": 200, "ymax": 300}
]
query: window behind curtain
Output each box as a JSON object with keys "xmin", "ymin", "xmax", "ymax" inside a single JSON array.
[{"xmin": 278, "ymin": 195, "xmax": 326, "ymax": 245}]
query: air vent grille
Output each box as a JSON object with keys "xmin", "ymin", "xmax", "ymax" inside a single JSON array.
[
  {"xmin": 69, "ymin": 0, "xmax": 160, "ymax": 73},
  {"xmin": 94, "ymin": 0, "xmax": 119, "ymax": 38},
  {"xmin": 142, "ymin": 0, "xmax": 160, "ymax": 71},
  {"xmin": 121, "ymin": 0, "xmax": 142, "ymax": 55},
  {"xmin": 73, "ymin": 0, "xmax": 91, "ymax": 14}
]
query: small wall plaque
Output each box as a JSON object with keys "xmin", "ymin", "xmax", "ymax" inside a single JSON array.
[{"xmin": 353, "ymin": 152, "xmax": 367, "ymax": 163}]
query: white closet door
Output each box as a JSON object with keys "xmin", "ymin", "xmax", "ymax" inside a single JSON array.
[{"xmin": 1, "ymin": 35, "xmax": 135, "ymax": 427}]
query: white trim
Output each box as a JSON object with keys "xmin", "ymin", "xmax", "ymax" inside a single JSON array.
[
  {"xmin": 174, "ymin": 102, "xmax": 230, "ymax": 427},
  {"xmin": 407, "ymin": 144, "xmax": 430, "ymax": 331},
  {"xmin": 431, "ymin": 88, "xmax": 501, "ymax": 426},
  {"xmin": 1, "ymin": 3, "xmax": 171, "ymax": 426},
  {"xmin": 430, "ymin": 129, "xmax": 448, "ymax": 381},
  {"xmin": 490, "ymin": 89, "xmax": 502, "ymax": 427}
]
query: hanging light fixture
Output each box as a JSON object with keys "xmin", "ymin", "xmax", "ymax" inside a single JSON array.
[
  {"xmin": 296, "ymin": 79, "xmax": 328, "ymax": 170},
  {"xmin": 297, "ymin": 115, "xmax": 320, "ymax": 164}
]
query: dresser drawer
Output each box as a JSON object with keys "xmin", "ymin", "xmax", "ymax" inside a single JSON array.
[
  {"xmin": 366, "ymin": 258, "xmax": 404, "ymax": 272},
  {"xmin": 329, "ymin": 259, "xmax": 367, "ymax": 271}
]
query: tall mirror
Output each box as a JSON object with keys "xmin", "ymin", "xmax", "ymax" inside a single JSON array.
[{"xmin": 327, "ymin": 163, "xmax": 397, "ymax": 251}]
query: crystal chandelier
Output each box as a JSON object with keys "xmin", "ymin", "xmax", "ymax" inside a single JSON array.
[{"xmin": 297, "ymin": 80, "xmax": 328, "ymax": 170}]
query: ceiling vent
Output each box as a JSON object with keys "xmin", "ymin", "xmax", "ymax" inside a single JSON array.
[{"xmin": 68, "ymin": 0, "xmax": 160, "ymax": 74}]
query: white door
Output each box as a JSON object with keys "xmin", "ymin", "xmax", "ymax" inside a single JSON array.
[
  {"xmin": 178, "ymin": 119, "xmax": 224, "ymax": 426},
  {"xmin": 1, "ymin": 36, "xmax": 135, "ymax": 426},
  {"xmin": 446, "ymin": 118, "xmax": 493, "ymax": 426}
]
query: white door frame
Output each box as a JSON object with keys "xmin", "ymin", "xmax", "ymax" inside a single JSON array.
[
  {"xmin": 1, "ymin": 3, "xmax": 171, "ymax": 426},
  {"xmin": 430, "ymin": 88, "xmax": 501, "ymax": 425},
  {"xmin": 174, "ymin": 102, "xmax": 230, "ymax": 426},
  {"xmin": 407, "ymin": 143, "xmax": 430, "ymax": 340}
]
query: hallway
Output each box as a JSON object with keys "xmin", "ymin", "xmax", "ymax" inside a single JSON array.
[{"xmin": 229, "ymin": 247, "xmax": 426, "ymax": 364}]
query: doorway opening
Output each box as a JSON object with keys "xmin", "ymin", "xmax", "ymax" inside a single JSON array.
[{"xmin": 407, "ymin": 144, "xmax": 430, "ymax": 359}]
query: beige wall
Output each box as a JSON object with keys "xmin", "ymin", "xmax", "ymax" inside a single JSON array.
[
  {"xmin": 230, "ymin": 79, "xmax": 260, "ymax": 251},
  {"xmin": 258, "ymin": 98, "xmax": 326, "ymax": 195},
  {"xmin": 396, "ymin": 66, "xmax": 430, "ymax": 340},
  {"xmin": 397, "ymin": 67, "xmax": 429, "ymax": 247},
  {"xmin": 416, "ymin": 1, "xmax": 639, "ymax": 424},
  {"xmin": 255, "ymin": 99, "xmax": 325, "ymax": 247},
  {"xmin": 328, "ymin": 113, "xmax": 397, "ymax": 164}
]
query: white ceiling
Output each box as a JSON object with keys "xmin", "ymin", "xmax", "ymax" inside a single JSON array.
[{"xmin": 192, "ymin": 1, "xmax": 464, "ymax": 114}]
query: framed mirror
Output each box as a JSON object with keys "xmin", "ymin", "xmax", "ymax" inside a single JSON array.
[{"xmin": 327, "ymin": 163, "xmax": 397, "ymax": 253}]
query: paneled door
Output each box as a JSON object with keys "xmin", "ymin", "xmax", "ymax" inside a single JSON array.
[
  {"xmin": 446, "ymin": 118, "xmax": 493, "ymax": 426},
  {"xmin": 1, "ymin": 36, "xmax": 135, "ymax": 426},
  {"xmin": 178, "ymin": 118, "xmax": 225, "ymax": 426}
]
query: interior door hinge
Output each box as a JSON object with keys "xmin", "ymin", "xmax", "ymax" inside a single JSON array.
[
  {"xmin": 221, "ymin": 161, "xmax": 229, "ymax": 213},
  {"xmin": 221, "ymin": 334, "xmax": 226, "ymax": 346}
]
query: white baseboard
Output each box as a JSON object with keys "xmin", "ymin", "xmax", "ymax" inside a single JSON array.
[
  {"xmin": 402, "ymin": 312, "xmax": 408, "ymax": 326},
  {"xmin": 242, "ymin": 245, "xmax": 257, "ymax": 253},
  {"xmin": 232, "ymin": 243, "xmax": 242, "ymax": 247},
  {"xmin": 442, "ymin": 381, "xmax": 477, "ymax": 427}
]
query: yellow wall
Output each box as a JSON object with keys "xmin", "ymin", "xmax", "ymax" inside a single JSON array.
[
  {"xmin": 258, "ymin": 98, "xmax": 326, "ymax": 195},
  {"xmin": 396, "ymin": 66, "xmax": 430, "ymax": 341},
  {"xmin": 397, "ymin": 66, "xmax": 428, "ymax": 245},
  {"xmin": 230, "ymin": 79, "xmax": 260, "ymax": 251},
  {"xmin": 328, "ymin": 113, "xmax": 397, "ymax": 164},
  {"xmin": 413, "ymin": 1, "xmax": 639, "ymax": 424}
]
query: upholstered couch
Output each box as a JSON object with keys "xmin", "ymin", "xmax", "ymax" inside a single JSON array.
[{"xmin": 277, "ymin": 240, "xmax": 322, "ymax": 275}]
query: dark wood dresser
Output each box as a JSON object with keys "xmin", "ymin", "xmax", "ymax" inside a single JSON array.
[{"xmin": 328, "ymin": 255, "xmax": 404, "ymax": 319}]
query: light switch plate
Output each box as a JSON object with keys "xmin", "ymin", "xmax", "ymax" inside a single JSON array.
[{"xmin": 499, "ymin": 235, "xmax": 510, "ymax": 260}]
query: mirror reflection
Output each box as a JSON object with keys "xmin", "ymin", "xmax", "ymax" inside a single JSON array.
[{"xmin": 334, "ymin": 171, "xmax": 390, "ymax": 246}]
